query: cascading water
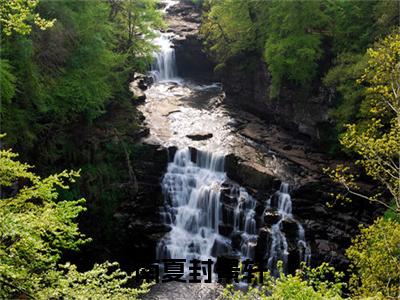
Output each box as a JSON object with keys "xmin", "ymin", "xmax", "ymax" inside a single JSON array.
[
  {"xmin": 150, "ymin": 33, "xmax": 178, "ymax": 82},
  {"xmin": 264, "ymin": 183, "xmax": 311, "ymax": 276},
  {"xmin": 157, "ymin": 148, "xmax": 311, "ymax": 277},
  {"xmin": 156, "ymin": 148, "xmax": 228, "ymax": 263},
  {"xmin": 149, "ymin": 1, "xmax": 179, "ymax": 83}
]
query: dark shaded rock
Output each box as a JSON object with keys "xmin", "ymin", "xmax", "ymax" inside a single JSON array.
[
  {"xmin": 219, "ymin": 224, "xmax": 234, "ymax": 237},
  {"xmin": 283, "ymin": 145, "xmax": 293, "ymax": 151},
  {"xmin": 263, "ymin": 210, "xmax": 281, "ymax": 226},
  {"xmin": 255, "ymin": 227, "xmax": 271, "ymax": 262},
  {"xmin": 166, "ymin": 0, "xmax": 215, "ymax": 81},
  {"xmin": 211, "ymin": 237, "xmax": 232, "ymax": 257},
  {"xmin": 186, "ymin": 133, "xmax": 213, "ymax": 140},
  {"xmin": 225, "ymin": 154, "xmax": 276, "ymax": 192},
  {"xmin": 130, "ymin": 73, "xmax": 153, "ymax": 102},
  {"xmin": 231, "ymin": 232, "xmax": 242, "ymax": 251},
  {"xmin": 168, "ymin": 146, "xmax": 178, "ymax": 162},
  {"xmin": 189, "ymin": 146, "xmax": 197, "ymax": 163},
  {"xmin": 281, "ymin": 218, "xmax": 299, "ymax": 240},
  {"xmin": 219, "ymin": 53, "xmax": 335, "ymax": 142}
]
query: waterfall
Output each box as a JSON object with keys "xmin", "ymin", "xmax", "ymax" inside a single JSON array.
[
  {"xmin": 150, "ymin": 33, "xmax": 178, "ymax": 82},
  {"xmin": 149, "ymin": 0, "xmax": 179, "ymax": 83},
  {"xmin": 157, "ymin": 148, "xmax": 310, "ymax": 277},
  {"xmin": 156, "ymin": 148, "xmax": 227, "ymax": 263},
  {"xmin": 265, "ymin": 183, "xmax": 311, "ymax": 275}
]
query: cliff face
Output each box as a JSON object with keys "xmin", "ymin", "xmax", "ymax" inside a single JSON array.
[
  {"xmin": 166, "ymin": 1, "xmax": 215, "ymax": 81},
  {"xmin": 220, "ymin": 54, "xmax": 335, "ymax": 142}
]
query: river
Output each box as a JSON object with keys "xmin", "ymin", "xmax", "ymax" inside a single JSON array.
[{"xmin": 138, "ymin": 1, "xmax": 312, "ymax": 299}]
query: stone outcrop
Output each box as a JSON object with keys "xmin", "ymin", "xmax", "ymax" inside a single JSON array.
[
  {"xmin": 129, "ymin": 73, "xmax": 153, "ymax": 102},
  {"xmin": 166, "ymin": 1, "xmax": 215, "ymax": 81},
  {"xmin": 186, "ymin": 132, "xmax": 213, "ymax": 140},
  {"xmin": 219, "ymin": 54, "xmax": 335, "ymax": 142},
  {"xmin": 111, "ymin": 143, "xmax": 169, "ymax": 268},
  {"xmin": 224, "ymin": 149, "xmax": 380, "ymax": 272},
  {"xmin": 291, "ymin": 181, "xmax": 382, "ymax": 270}
]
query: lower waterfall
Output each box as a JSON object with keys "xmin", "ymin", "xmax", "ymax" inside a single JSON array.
[{"xmin": 156, "ymin": 148, "xmax": 310, "ymax": 275}]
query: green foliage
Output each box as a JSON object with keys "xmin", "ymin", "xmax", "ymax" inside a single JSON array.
[
  {"xmin": 201, "ymin": 0, "xmax": 273, "ymax": 65},
  {"xmin": 110, "ymin": 0, "xmax": 162, "ymax": 72},
  {"xmin": 0, "ymin": 59, "xmax": 16, "ymax": 105},
  {"xmin": 323, "ymin": 53, "xmax": 367, "ymax": 134},
  {"xmin": 0, "ymin": 0, "xmax": 161, "ymax": 159},
  {"xmin": 219, "ymin": 263, "xmax": 344, "ymax": 300},
  {"xmin": 0, "ymin": 138, "xmax": 150, "ymax": 299},
  {"xmin": 346, "ymin": 218, "xmax": 400, "ymax": 298},
  {"xmin": 0, "ymin": 0, "xmax": 54, "ymax": 36},
  {"xmin": 37, "ymin": 262, "xmax": 151, "ymax": 300},
  {"xmin": 200, "ymin": 0, "xmax": 262, "ymax": 67},
  {"xmin": 264, "ymin": 0, "xmax": 328, "ymax": 96},
  {"xmin": 328, "ymin": 1, "xmax": 377, "ymax": 54},
  {"xmin": 328, "ymin": 31, "xmax": 400, "ymax": 213}
]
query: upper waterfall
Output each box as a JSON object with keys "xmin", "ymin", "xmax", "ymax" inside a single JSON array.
[{"xmin": 150, "ymin": 33, "xmax": 178, "ymax": 82}]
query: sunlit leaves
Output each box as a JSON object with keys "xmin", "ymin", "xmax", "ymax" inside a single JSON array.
[
  {"xmin": 346, "ymin": 218, "xmax": 400, "ymax": 298},
  {"xmin": 0, "ymin": 0, "xmax": 54, "ymax": 36},
  {"xmin": 328, "ymin": 31, "xmax": 400, "ymax": 213},
  {"xmin": 0, "ymin": 143, "xmax": 149, "ymax": 298},
  {"xmin": 219, "ymin": 262, "xmax": 344, "ymax": 300}
]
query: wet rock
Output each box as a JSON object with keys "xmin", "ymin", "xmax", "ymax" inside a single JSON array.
[
  {"xmin": 130, "ymin": 85, "xmax": 146, "ymax": 102},
  {"xmin": 315, "ymin": 239, "xmax": 337, "ymax": 253},
  {"xmin": 231, "ymin": 232, "xmax": 242, "ymax": 251},
  {"xmin": 168, "ymin": 146, "xmax": 178, "ymax": 162},
  {"xmin": 211, "ymin": 237, "xmax": 232, "ymax": 257},
  {"xmin": 166, "ymin": 0, "xmax": 215, "ymax": 81},
  {"xmin": 283, "ymin": 145, "xmax": 293, "ymax": 151},
  {"xmin": 255, "ymin": 227, "xmax": 271, "ymax": 262},
  {"xmin": 225, "ymin": 154, "xmax": 276, "ymax": 192},
  {"xmin": 143, "ymin": 282, "xmax": 223, "ymax": 300},
  {"xmin": 281, "ymin": 218, "xmax": 299, "ymax": 240},
  {"xmin": 186, "ymin": 133, "xmax": 213, "ymax": 140},
  {"xmin": 219, "ymin": 224, "xmax": 234, "ymax": 237},
  {"xmin": 263, "ymin": 210, "xmax": 281, "ymax": 226}
]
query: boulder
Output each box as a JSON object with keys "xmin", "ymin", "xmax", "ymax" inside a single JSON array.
[
  {"xmin": 263, "ymin": 209, "xmax": 281, "ymax": 226},
  {"xmin": 186, "ymin": 132, "xmax": 213, "ymax": 140}
]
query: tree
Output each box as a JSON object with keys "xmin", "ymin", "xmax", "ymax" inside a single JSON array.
[
  {"xmin": 264, "ymin": 0, "xmax": 329, "ymax": 96},
  {"xmin": 328, "ymin": 31, "xmax": 400, "ymax": 213},
  {"xmin": 0, "ymin": 135, "xmax": 150, "ymax": 298},
  {"xmin": 0, "ymin": 0, "xmax": 54, "ymax": 36},
  {"xmin": 110, "ymin": 0, "xmax": 162, "ymax": 72},
  {"xmin": 346, "ymin": 217, "xmax": 400, "ymax": 298},
  {"xmin": 219, "ymin": 262, "xmax": 344, "ymax": 300},
  {"xmin": 200, "ymin": 0, "xmax": 268, "ymax": 70}
]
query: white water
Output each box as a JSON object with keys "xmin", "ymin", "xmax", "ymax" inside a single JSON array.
[
  {"xmin": 157, "ymin": 149, "xmax": 311, "ymax": 276},
  {"xmin": 149, "ymin": 1, "xmax": 179, "ymax": 83},
  {"xmin": 156, "ymin": 148, "xmax": 227, "ymax": 263},
  {"xmin": 150, "ymin": 33, "xmax": 179, "ymax": 82},
  {"xmin": 156, "ymin": 149, "xmax": 260, "ymax": 263},
  {"xmin": 266, "ymin": 183, "xmax": 311, "ymax": 275},
  {"xmin": 150, "ymin": 0, "xmax": 310, "ymax": 278}
]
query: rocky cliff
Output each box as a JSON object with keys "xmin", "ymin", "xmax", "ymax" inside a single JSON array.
[
  {"xmin": 166, "ymin": 1, "xmax": 215, "ymax": 81},
  {"xmin": 219, "ymin": 54, "xmax": 336, "ymax": 143}
]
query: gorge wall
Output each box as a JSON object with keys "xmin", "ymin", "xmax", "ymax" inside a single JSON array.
[{"xmin": 219, "ymin": 54, "xmax": 335, "ymax": 143}]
